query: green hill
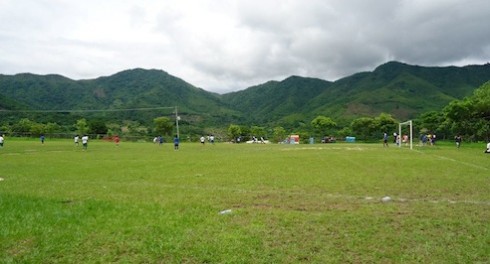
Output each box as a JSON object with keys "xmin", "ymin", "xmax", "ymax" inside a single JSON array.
[
  {"xmin": 0, "ymin": 69, "xmax": 238, "ymax": 127},
  {"xmin": 1, "ymin": 61, "xmax": 489, "ymax": 130},
  {"xmin": 221, "ymin": 76, "xmax": 332, "ymax": 123},
  {"xmin": 227, "ymin": 61, "xmax": 490, "ymax": 123}
]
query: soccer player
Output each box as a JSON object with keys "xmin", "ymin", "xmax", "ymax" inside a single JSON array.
[
  {"xmin": 173, "ymin": 135, "xmax": 180, "ymax": 150},
  {"xmin": 455, "ymin": 135, "xmax": 462, "ymax": 148},
  {"xmin": 81, "ymin": 135, "xmax": 89, "ymax": 150},
  {"xmin": 114, "ymin": 135, "xmax": 120, "ymax": 146},
  {"xmin": 383, "ymin": 132, "xmax": 389, "ymax": 147}
]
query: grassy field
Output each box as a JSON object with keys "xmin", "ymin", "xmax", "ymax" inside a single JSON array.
[{"xmin": 1, "ymin": 138, "xmax": 489, "ymax": 263}]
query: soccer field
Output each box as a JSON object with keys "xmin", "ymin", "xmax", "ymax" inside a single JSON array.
[{"xmin": 1, "ymin": 139, "xmax": 489, "ymax": 263}]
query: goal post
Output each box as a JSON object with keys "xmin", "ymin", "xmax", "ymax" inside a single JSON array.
[{"xmin": 398, "ymin": 120, "xmax": 413, "ymax": 150}]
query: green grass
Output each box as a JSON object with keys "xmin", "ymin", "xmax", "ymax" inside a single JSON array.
[{"xmin": 1, "ymin": 139, "xmax": 489, "ymax": 263}]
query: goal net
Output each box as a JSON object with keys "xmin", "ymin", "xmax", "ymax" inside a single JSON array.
[{"xmin": 398, "ymin": 120, "xmax": 413, "ymax": 150}]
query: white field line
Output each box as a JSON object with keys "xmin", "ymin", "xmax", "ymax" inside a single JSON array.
[
  {"xmin": 154, "ymin": 183, "xmax": 490, "ymax": 206},
  {"xmin": 281, "ymin": 145, "xmax": 489, "ymax": 171},
  {"xmin": 412, "ymin": 149, "xmax": 489, "ymax": 171}
]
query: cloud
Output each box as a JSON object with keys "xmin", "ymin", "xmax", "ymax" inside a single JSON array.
[{"xmin": 0, "ymin": 0, "xmax": 489, "ymax": 93}]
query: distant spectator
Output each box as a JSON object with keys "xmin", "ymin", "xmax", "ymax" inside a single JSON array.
[
  {"xmin": 455, "ymin": 135, "xmax": 462, "ymax": 148},
  {"xmin": 114, "ymin": 135, "xmax": 120, "ymax": 146},
  {"xmin": 383, "ymin": 132, "xmax": 389, "ymax": 147},
  {"xmin": 173, "ymin": 135, "xmax": 180, "ymax": 150},
  {"xmin": 402, "ymin": 134, "xmax": 408, "ymax": 146},
  {"xmin": 420, "ymin": 134, "xmax": 428, "ymax": 146}
]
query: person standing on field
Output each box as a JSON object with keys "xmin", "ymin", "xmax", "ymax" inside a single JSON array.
[
  {"xmin": 455, "ymin": 135, "xmax": 462, "ymax": 148},
  {"xmin": 74, "ymin": 135, "xmax": 79, "ymax": 146},
  {"xmin": 0, "ymin": 134, "xmax": 4, "ymax": 148},
  {"xmin": 383, "ymin": 132, "xmax": 389, "ymax": 147},
  {"xmin": 485, "ymin": 140, "xmax": 490, "ymax": 153},
  {"xmin": 173, "ymin": 135, "xmax": 180, "ymax": 150},
  {"xmin": 114, "ymin": 135, "xmax": 120, "ymax": 146},
  {"xmin": 81, "ymin": 135, "xmax": 89, "ymax": 150}
]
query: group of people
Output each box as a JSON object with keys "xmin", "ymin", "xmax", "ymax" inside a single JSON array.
[
  {"xmin": 382, "ymin": 132, "xmax": 490, "ymax": 153},
  {"xmin": 420, "ymin": 133, "xmax": 437, "ymax": 146},
  {"xmin": 153, "ymin": 136, "xmax": 164, "ymax": 145},
  {"xmin": 73, "ymin": 135, "xmax": 89, "ymax": 150},
  {"xmin": 384, "ymin": 133, "xmax": 412, "ymax": 147},
  {"xmin": 153, "ymin": 135, "xmax": 180, "ymax": 150},
  {"xmin": 200, "ymin": 135, "xmax": 215, "ymax": 145}
]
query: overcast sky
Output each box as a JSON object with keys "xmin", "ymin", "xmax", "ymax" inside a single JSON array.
[{"xmin": 1, "ymin": 0, "xmax": 489, "ymax": 93}]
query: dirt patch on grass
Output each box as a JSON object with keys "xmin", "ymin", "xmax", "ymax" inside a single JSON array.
[{"xmin": 7, "ymin": 238, "xmax": 35, "ymax": 258}]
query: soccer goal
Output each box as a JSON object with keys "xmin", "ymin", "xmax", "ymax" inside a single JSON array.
[{"xmin": 398, "ymin": 120, "xmax": 413, "ymax": 150}]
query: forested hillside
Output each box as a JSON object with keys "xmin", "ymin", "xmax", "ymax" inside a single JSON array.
[
  {"xmin": 1, "ymin": 61, "xmax": 489, "ymax": 137},
  {"xmin": 220, "ymin": 76, "xmax": 332, "ymax": 123},
  {"xmin": 223, "ymin": 61, "xmax": 490, "ymax": 126}
]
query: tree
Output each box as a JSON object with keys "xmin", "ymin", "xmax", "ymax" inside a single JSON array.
[
  {"xmin": 415, "ymin": 111, "xmax": 449, "ymax": 139},
  {"xmin": 106, "ymin": 123, "xmax": 122, "ymax": 137},
  {"xmin": 75, "ymin": 118, "xmax": 89, "ymax": 135},
  {"xmin": 250, "ymin": 126, "xmax": 266, "ymax": 138},
  {"xmin": 272, "ymin": 126, "xmax": 287, "ymax": 143},
  {"xmin": 227, "ymin": 124, "xmax": 242, "ymax": 142},
  {"xmin": 153, "ymin": 117, "xmax": 173, "ymax": 136},
  {"xmin": 337, "ymin": 127, "xmax": 352, "ymax": 139},
  {"xmin": 11, "ymin": 118, "xmax": 34, "ymax": 135},
  {"xmin": 417, "ymin": 111, "xmax": 443, "ymax": 132},
  {"xmin": 350, "ymin": 117, "xmax": 375, "ymax": 140},
  {"xmin": 45, "ymin": 122, "xmax": 61, "ymax": 135},
  {"xmin": 443, "ymin": 81, "xmax": 490, "ymax": 140},
  {"xmin": 88, "ymin": 119, "xmax": 108, "ymax": 135},
  {"xmin": 311, "ymin": 116, "xmax": 337, "ymax": 136},
  {"xmin": 29, "ymin": 122, "xmax": 45, "ymax": 136},
  {"xmin": 374, "ymin": 113, "xmax": 397, "ymax": 135}
]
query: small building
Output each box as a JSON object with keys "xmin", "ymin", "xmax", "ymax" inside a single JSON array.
[{"xmin": 288, "ymin": 135, "xmax": 300, "ymax": 144}]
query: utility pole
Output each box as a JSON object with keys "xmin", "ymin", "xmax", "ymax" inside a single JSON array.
[{"xmin": 175, "ymin": 106, "xmax": 180, "ymax": 138}]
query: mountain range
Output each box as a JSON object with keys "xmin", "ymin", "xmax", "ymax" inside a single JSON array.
[{"xmin": 1, "ymin": 61, "xmax": 489, "ymax": 129}]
